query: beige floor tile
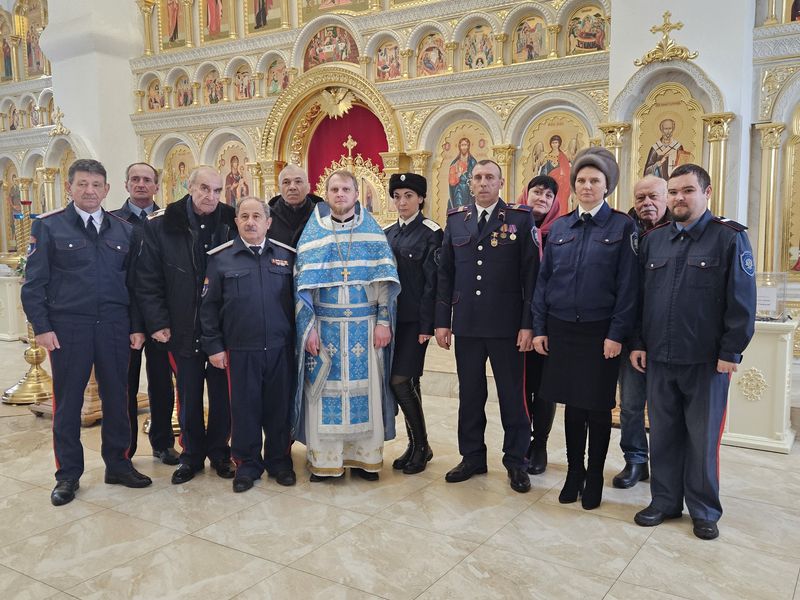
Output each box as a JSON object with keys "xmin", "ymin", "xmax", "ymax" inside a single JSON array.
[
  {"xmin": 195, "ymin": 494, "xmax": 367, "ymax": 564},
  {"xmin": 0, "ymin": 435, "xmax": 106, "ymax": 488},
  {"xmin": 285, "ymin": 465, "xmax": 430, "ymax": 515},
  {"xmin": 0, "ymin": 564, "xmax": 62, "ymax": 600},
  {"xmin": 0, "ymin": 510, "xmax": 184, "ymax": 590},
  {"xmin": 720, "ymin": 461, "xmax": 800, "ymax": 509},
  {"xmin": 234, "ymin": 568, "xmax": 380, "ymax": 599},
  {"xmin": 0, "ymin": 488, "xmax": 103, "ymax": 547},
  {"xmin": 291, "ymin": 517, "xmax": 476, "ymax": 600},
  {"xmin": 73, "ymin": 461, "xmax": 174, "ymax": 509},
  {"xmin": 0, "ymin": 413, "xmax": 50, "ymax": 436},
  {"xmin": 620, "ymin": 526, "xmax": 800, "ymax": 600},
  {"xmin": 418, "ymin": 545, "xmax": 615, "ymax": 599},
  {"xmin": 605, "ymin": 581, "xmax": 692, "ymax": 600},
  {"xmin": 375, "ymin": 479, "xmax": 531, "ymax": 543},
  {"xmin": 717, "ymin": 495, "xmax": 800, "ymax": 559},
  {"xmin": 112, "ymin": 473, "xmax": 276, "ymax": 533},
  {"xmin": 719, "ymin": 443, "xmax": 800, "ymax": 473},
  {"xmin": 0, "ymin": 472, "xmax": 34, "ymax": 498},
  {"xmin": 485, "ymin": 502, "xmax": 651, "ymax": 578},
  {"xmin": 67, "ymin": 535, "xmax": 280, "ymax": 600}
]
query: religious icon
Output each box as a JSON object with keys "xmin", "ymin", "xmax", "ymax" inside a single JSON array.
[
  {"xmin": 5, "ymin": 168, "xmax": 20, "ymax": 252},
  {"xmin": 8, "ymin": 106, "xmax": 18, "ymax": 131},
  {"xmin": 567, "ymin": 6, "xmax": 607, "ymax": 55},
  {"xmin": 448, "ymin": 137, "xmax": 477, "ymax": 209},
  {"xmin": 218, "ymin": 142, "xmax": 253, "ymax": 206},
  {"xmin": 375, "ymin": 42, "xmax": 401, "ymax": 82},
  {"xmin": 463, "ymin": 25, "xmax": 494, "ymax": 70},
  {"xmin": 21, "ymin": 0, "xmax": 47, "ymax": 77},
  {"xmin": 147, "ymin": 80, "xmax": 166, "ymax": 111},
  {"xmin": 160, "ymin": 0, "xmax": 186, "ymax": 49},
  {"xmin": 416, "ymin": 32, "xmax": 445, "ymax": 77},
  {"xmin": 643, "ymin": 118, "xmax": 692, "ymax": 180},
  {"xmin": 792, "ymin": 0, "xmax": 800, "ymax": 21},
  {"xmin": 234, "ymin": 66, "xmax": 255, "ymax": 100},
  {"xmin": 433, "ymin": 122, "xmax": 492, "ymax": 220},
  {"xmin": 175, "ymin": 74, "xmax": 194, "ymax": 107},
  {"xmin": 28, "ymin": 100, "xmax": 39, "ymax": 127},
  {"xmin": 202, "ymin": 0, "xmax": 231, "ymax": 42},
  {"xmin": 300, "ymin": 0, "xmax": 369, "ymax": 25},
  {"xmin": 303, "ymin": 26, "xmax": 359, "ymax": 71},
  {"xmin": 266, "ymin": 59, "xmax": 288, "ymax": 95},
  {"xmin": 162, "ymin": 144, "xmax": 195, "ymax": 204},
  {"xmin": 513, "ymin": 16, "xmax": 546, "ymax": 62},
  {"xmin": 0, "ymin": 11, "xmax": 13, "ymax": 82},
  {"xmin": 246, "ymin": 0, "xmax": 283, "ymax": 33},
  {"xmin": 203, "ymin": 69, "xmax": 224, "ymax": 104}
]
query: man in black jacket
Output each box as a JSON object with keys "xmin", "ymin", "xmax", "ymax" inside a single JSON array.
[
  {"xmin": 112, "ymin": 162, "xmax": 177, "ymax": 465},
  {"xmin": 267, "ymin": 164, "xmax": 323, "ymax": 248},
  {"xmin": 136, "ymin": 165, "xmax": 236, "ymax": 484}
]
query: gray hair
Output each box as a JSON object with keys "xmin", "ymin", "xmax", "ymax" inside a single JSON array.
[
  {"xmin": 278, "ymin": 163, "xmax": 309, "ymax": 183},
  {"xmin": 236, "ymin": 196, "xmax": 270, "ymax": 217},
  {"xmin": 187, "ymin": 165, "xmax": 219, "ymax": 188}
]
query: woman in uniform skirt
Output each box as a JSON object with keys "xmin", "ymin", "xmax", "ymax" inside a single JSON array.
[
  {"xmin": 384, "ymin": 173, "xmax": 443, "ymax": 474},
  {"xmin": 532, "ymin": 148, "xmax": 638, "ymax": 509}
]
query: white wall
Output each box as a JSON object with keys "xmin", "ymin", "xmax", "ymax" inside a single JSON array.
[
  {"xmin": 38, "ymin": 0, "xmax": 143, "ymax": 209},
  {"xmin": 609, "ymin": 0, "xmax": 756, "ymax": 224}
]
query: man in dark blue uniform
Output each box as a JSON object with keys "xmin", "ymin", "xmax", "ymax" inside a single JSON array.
[
  {"xmin": 21, "ymin": 159, "xmax": 152, "ymax": 506},
  {"xmin": 112, "ymin": 162, "xmax": 177, "ymax": 465},
  {"xmin": 435, "ymin": 159, "xmax": 538, "ymax": 494},
  {"xmin": 631, "ymin": 164, "xmax": 756, "ymax": 540},
  {"xmin": 136, "ymin": 166, "xmax": 236, "ymax": 485},
  {"xmin": 200, "ymin": 197, "xmax": 297, "ymax": 492}
]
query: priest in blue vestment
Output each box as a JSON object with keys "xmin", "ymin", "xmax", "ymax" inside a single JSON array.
[{"xmin": 293, "ymin": 170, "xmax": 400, "ymax": 481}]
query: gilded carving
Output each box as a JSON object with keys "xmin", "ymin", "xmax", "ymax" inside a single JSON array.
[
  {"xmin": 243, "ymin": 126, "xmax": 261, "ymax": 148},
  {"xmin": 313, "ymin": 150, "xmax": 389, "ymax": 223},
  {"xmin": 399, "ymin": 107, "xmax": 433, "ymax": 151},
  {"xmin": 702, "ymin": 113, "xmax": 734, "ymax": 143},
  {"xmin": 483, "ymin": 97, "xmax": 525, "ymax": 123},
  {"xmin": 550, "ymin": 0, "xmax": 566, "ymax": 10},
  {"xmin": 759, "ymin": 123, "xmax": 784, "ymax": 149},
  {"xmin": 409, "ymin": 150, "xmax": 431, "ymax": 174},
  {"xmin": 760, "ymin": 66, "xmax": 799, "ymax": 120},
  {"xmin": 634, "ymin": 11, "xmax": 698, "ymax": 67},
  {"xmin": 319, "ymin": 87, "xmax": 355, "ymax": 119},
  {"xmin": 187, "ymin": 129, "xmax": 210, "ymax": 150},
  {"xmin": 48, "ymin": 107, "xmax": 69, "ymax": 137},
  {"xmin": 289, "ymin": 102, "xmax": 322, "ymax": 166},
  {"xmin": 143, "ymin": 134, "xmax": 160, "ymax": 161},
  {"xmin": 587, "ymin": 89, "xmax": 609, "ymax": 118},
  {"xmin": 736, "ymin": 367, "xmax": 768, "ymax": 402}
]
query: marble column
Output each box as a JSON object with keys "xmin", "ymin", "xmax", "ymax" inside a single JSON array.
[
  {"xmin": 493, "ymin": 34, "xmax": 507, "ymax": 67},
  {"xmin": 400, "ymin": 49, "xmax": 412, "ymax": 79},
  {"xmin": 755, "ymin": 122, "xmax": 785, "ymax": 272},
  {"xmin": 547, "ymin": 25, "xmax": 561, "ymax": 59},
  {"xmin": 598, "ymin": 122, "xmax": 630, "ymax": 210},
  {"xmin": 445, "ymin": 42, "xmax": 457, "ymax": 73},
  {"xmin": 136, "ymin": 0, "xmax": 156, "ymax": 56},
  {"xmin": 492, "ymin": 145, "xmax": 516, "ymax": 203},
  {"xmin": 702, "ymin": 112, "xmax": 735, "ymax": 217}
]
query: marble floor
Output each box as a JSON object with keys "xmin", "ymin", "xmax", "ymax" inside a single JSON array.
[{"xmin": 0, "ymin": 339, "xmax": 799, "ymax": 599}]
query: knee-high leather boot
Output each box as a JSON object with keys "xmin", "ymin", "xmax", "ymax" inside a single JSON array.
[
  {"xmin": 559, "ymin": 407, "xmax": 587, "ymax": 504},
  {"xmin": 582, "ymin": 409, "xmax": 611, "ymax": 510},
  {"xmin": 392, "ymin": 377, "xmax": 432, "ymax": 474}
]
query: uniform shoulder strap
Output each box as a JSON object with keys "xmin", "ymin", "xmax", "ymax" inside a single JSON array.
[
  {"xmin": 422, "ymin": 218, "xmax": 441, "ymax": 231},
  {"xmin": 147, "ymin": 208, "xmax": 166, "ymax": 220},
  {"xmin": 268, "ymin": 237, "xmax": 297, "ymax": 253},
  {"xmin": 505, "ymin": 203, "xmax": 532, "ymax": 212},
  {"xmin": 447, "ymin": 205, "xmax": 469, "ymax": 217},
  {"xmin": 207, "ymin": 239, "xmax": 234, "ymax": 255},
  {"xmin": 641, "ymin": 221, "xmax": 670, "ymax": 237},
  {"xmin": 713, "ymin": 216, "xmax": 747, "ymax": 232},
  {"xmin": 36, "ymin": 207, "xmax": 65, "ymax": 219}
]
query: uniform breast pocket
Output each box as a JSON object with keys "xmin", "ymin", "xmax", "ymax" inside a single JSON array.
[
  {"xmin": 53, "ymin": 238, "xmax": 91, "ymax": 270},
  {"xmin": 686, "ymin": 256, "xmax": 719, "ymax": 288},
  {"xmin": 644, "ymin": 257, "xmax": 669, "ymax": 288},
  {"xmin": 103, "ymin": 239, "xmax": 129, "ymax": 270},
  {"xmin": 224, "ymin": 270, "xmax": 252, "ymax": 297},
  {"xmin": 588, "ymin": 232, "xmax": 623, "ymax": 264},
  {"xmin": 398, "ymin": 246, "xmax": 421, "ymax": 263},
  {"xmin": 549, "ymin": 234, "xmax": 576, "ymax": 269},
  {"xmin": 452, "ymin": 235, "xmax": 472, "ymax": 262},
  {"xmin": 268, "ymin": 264, "xmax": 292, "ymax": 277}
]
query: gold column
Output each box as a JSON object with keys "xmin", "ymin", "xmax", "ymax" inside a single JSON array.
[
  {"xmin": 492, "ymin": 144, "xmax": 516, "ymax": 202},
  {"xmin": 755, "ymin": 122, "xmax": 784, "ymax": 272},
  {"xmin": 227, "ymin": 0, "xmax": 237, "ymax": 38},
  {"xmin": 9, "ymin": 35, "xmax": 20, "ymax": 82},
  {"xmin": 163, "ymin": 85, "xmax": 173, "ymax": 110},
  {"xmin": 379, "ymin": 152, "xmax": 408, "ymax": 178},
  {"xmin": 191, "ymin": 82, "xmax": 201, "ymax": 105},
  {"xmin": 261, "ymin": 161, "xmax": 276, "ymax": 198},
  {"xmin": 493, "ymin": 34, "xmax": 507, "ymax": 67},
  {"xmin": 135, "ymin": 90, "xmax": 145, "ymax": 113},
  {"xmin": 182, "ymin": 0, "xmax": 194, "ymax": 48},
  {"xmin": 445, "ymin": 42, "xmax": 458, "ymax": 73},
  {"xmin": 253, "ymin": 72, "xmax": 264, "ymax": 98},
  {"xmin": 409, "ymin": 151, "xmax": 431, "ymax": 175},
  {"xmin": 358, "ymin": 55, "xmax": 371, "ymax": 79},
  {"xmin": 136, "ymin": 0, "xmax": 156, "ymax": 56},
  {"xmin": 287, "ymin": 67, "xmax": 298, "ymax": 84},
  {"xmin": 41, "ymin": 168, "xmax": 57, "ymax": 211},
  {"xmin": 280, "ymin": 0, "xmax": 290, "ymax": 28},
  {"xmin": 19, "ymin": 110, "xmax": 27, "ymax": 129},
  {"xmin": 247, "ymin": 161, "xmax": 263, "ymax": 198},
  {"xmin": 220, "ymin": 77, "xmax": 231, "ymax": 102},
  {"xmin": 764, "ymin": 0, "xmax": 779, "ymax": 25},
  {"xmin": 18, "ymin": 178, "xmax": 32, "ymax": 207},
  {"xmin": 597, "ymin": 122, "xmax": 630, "ymax": 210},
  {"xmin": 702, "ymin": 112, "xmax": 735, "ymax": 217},
  {"xmin": 4, "ymin": 196, "xmax": 52, "ymax": 406},
  {"xmin": 547, "ymin": 25, "xmax": 561, "ymax": 59},
  {"xmin": 400, "ymin": 49, "xmax": 412, "ymax": 79}
]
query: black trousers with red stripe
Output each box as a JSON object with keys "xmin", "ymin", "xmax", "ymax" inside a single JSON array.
[
  {"xmin": 646, "ymin": 360, "xmax": 729, "ymax": 522},
  {"xmin": 453, "ymin": 335, "xmax": 530, "ymax": 470},
  {"xmin": 169, "ymin": 352, "xmax": 230, "ymax": 469},
  {"xmin": 50, "ymin": 318, "xmax": 133, "ymax": 481},
  {"xmin": 127, "ymin": 339, "xmax": 174, "ymax": 457},
  {"xmin": 227, "ymin": 345, "xmax": 294, "ymax": 479}
]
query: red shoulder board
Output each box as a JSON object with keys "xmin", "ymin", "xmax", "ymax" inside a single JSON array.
[
  {"xmin": 611, "ymin": 208, "xmax": 634, "ymax": 220},
  {"xmin": 505, "ymin": 203, "xmax": 531, "ymax": 212},
  {"xmin": 713, "ymin": 217, "xmax": 747, "ymax": 232},
  {"xmin": 447, "ymin": 206, "xmax": 469, "ymax": 217},
  {"xmin": 36, "ymin": 207, "xmax": 65, "ymax": 219},
  {"xmin": 641, "ymin": 221, "xmax": 670, "ymax": 237}
]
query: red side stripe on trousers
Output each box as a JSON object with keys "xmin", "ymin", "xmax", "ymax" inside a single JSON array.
[
  {"xmin": 716, "ymin": 372, "xmax": 732, "ymax": 481},
  {"xmin": 224, "ymin": 350, "xmax": 240, "ymax": 467},
  {"xmin": 521, "ymin": 354, "xmax": 530, "ymax": 419},
  {"xmin": 167, "ymin": 351, "xmax": 185, "ymax": 451},
  {"xmin": 47, "ymin": 349, "xmax": 60, "ymax": 471}
]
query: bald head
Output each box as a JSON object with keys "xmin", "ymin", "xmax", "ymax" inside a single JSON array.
[
  {"xmin": 633, "ymin": 175, "xmax": 667, "ymax": 229},
  {"xmin": 279, "ymin": 164, "xmax": 311, "ymax": 206}
]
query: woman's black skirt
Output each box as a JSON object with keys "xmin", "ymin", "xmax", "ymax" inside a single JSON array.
[
  {"xmin": 391, "ymin": 321, "xmax": 429, "ymax": 378},
  {"xmin": 539, "ymin": 316, "xmax": 620, "ymax": 411}
]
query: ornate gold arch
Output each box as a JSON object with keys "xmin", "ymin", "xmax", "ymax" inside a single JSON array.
[{"xmin": 259, "ymin": 65, "xmax": 403, "ymax": 164}]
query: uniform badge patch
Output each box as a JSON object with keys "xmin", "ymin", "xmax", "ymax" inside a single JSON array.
[
  {"xmin": 201, "ymin": 276, "xmax": 209, "ymax": 297},
  {"xmin": 630, "ymin": 232, "xmax": 639, "ymax": 255},
  {"xmin": 740, "ymin": 250, "xmax": 755, "ymax": 276},
  {"xmin": 271, "ymin": 258, "xmax": 289, "ymax": 267},
  {"xmin": 26, "ymin": 235, "xmax": 36, "ymax": 257},
  {"xmin": 532, "ymin": 226, "xmax": 540, "ymax": 248}
]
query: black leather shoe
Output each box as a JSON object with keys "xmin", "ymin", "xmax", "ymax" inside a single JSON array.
[
  {"xmin": 211, "ymin": 459, "xmax": 235, "ymax": 479},
  {"xmin": 692, "ymin": 519, "xmax": 719, "ymax": 540},
  {"xmin": 507, "ymin": 467, "xmax": 531, "ymax": 493},
  {"xmin": 527, "ymin": 447, "xmax": 548, "ymax": 475},
  {"xmin": 274, "ymin": 470, "xmax": 296, "ymax": 487},
  {"xmin": 445, "ymin": 461, "xmax": 488, "ymax": 483},
  {"xmin": 105, "ymin": 468, "xmax": 153, "ymax": 488},
  {"xmin": 634, "ymin": 504, "xmax": 683, "ymax": 527},
  {"xmin": 153, "ymin": 448, "xmax": 180, "ymax": 466},
  {"xmin": 171, "ymin": 463, "xmax": 203, "ymax": 484},
  {"xmin": 612, "ymin": 462, "xmax": 649, "ymax": 489},
  {"xmin": 310, "ymin": 473, "xmax": 342, "ymax": 482},
  {"xmin": 581, "ymin": 473, "xmax": 604, "ymax": 510},
  {"xmin": 351, "ymin": 467, "xmax": 379, "ymax": 481},
  {"xmin": 232, "ymin": 475, "xmax": 254, "ymax": 493},
  {"xmin": 51, "ymin": 480, "xmax": 79, "ymax": 506}
]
